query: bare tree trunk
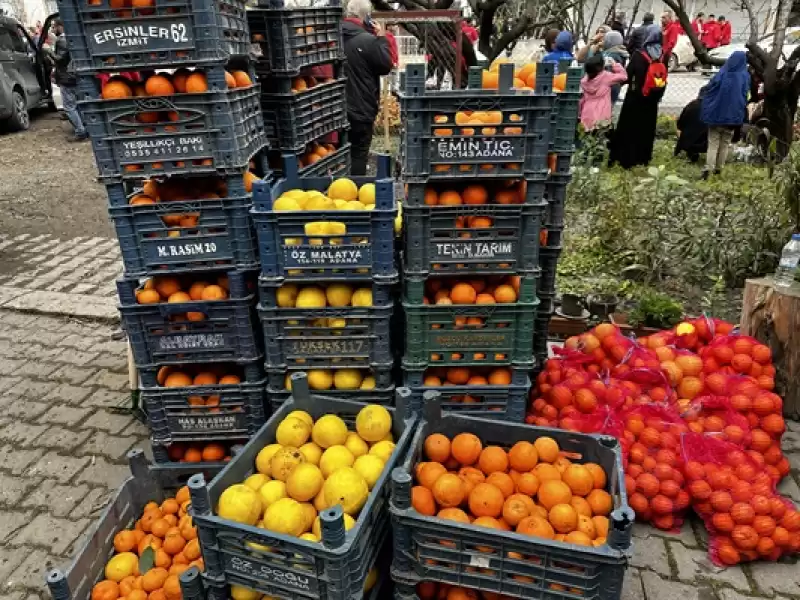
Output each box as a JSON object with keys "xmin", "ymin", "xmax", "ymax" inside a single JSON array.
[{"xmin": 770, "ymin": 0, "xmax": 792, "ymax": 60}]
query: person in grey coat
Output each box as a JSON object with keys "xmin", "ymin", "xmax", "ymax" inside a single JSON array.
[{"xmin": 626, "ymin": 12, "xmax": 654, "ymax": 53}]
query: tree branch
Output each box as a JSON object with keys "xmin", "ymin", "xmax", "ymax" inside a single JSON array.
[
  {"xmin": 662, "ymin": 0, "xmax": 724, "ymax": 66},
  {"xmin": 490, "ymin": 14, "xmax": 530, "ymax": 60},
  {"xmin": 740, "ymin": 0, "xmax": 759, "ymax": 46},
  {"xmin": 771, "ymin": 0, "xmax": 792, "ymax": 61}
]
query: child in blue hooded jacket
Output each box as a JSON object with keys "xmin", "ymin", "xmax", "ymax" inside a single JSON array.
[{"xmin": 543, "ymin": 31, "xmax": 574, "ymax": 65}]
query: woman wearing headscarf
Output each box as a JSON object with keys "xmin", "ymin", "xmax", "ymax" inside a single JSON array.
[
  {"xmin": 602, "ymin": 30, "xmax": 629, "ymax": 104},
  {"xmin": 543, "ymin": 31, "xmax": 574, "ymax": 64},
  {"xmin": 608, "ymin": 25, "xmax": 666, "ymax": 168},
  {"xmin": 577, "ymin": 25, "xmax": 610, "ymax": 62},
  {"xmin": 700, "ymin": 51, "xmax": 750, "ymax": 178}
]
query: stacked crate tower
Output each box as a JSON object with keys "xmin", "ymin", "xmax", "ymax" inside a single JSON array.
[
  {"xmin": 56, "ymin": 0, "xmax": 271, "ymax": 468},
  {"xmin": 534, "ymin": 61, "xmax": 582, "ymax": 364},
  {"xmin": 247, "ymin": 1, "xmax": 398, "ymax": 410},
  {"xmin": 248, "ymin": 0, "xmax": 351, "ymax": 179},
  {"xmin": 398, "ymin": 62, "xmax": 564, "ymax": 421}
]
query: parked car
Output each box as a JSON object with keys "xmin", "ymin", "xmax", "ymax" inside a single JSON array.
[
  {"xmin": 0, "ymin": 14, "xmax": 54, "ymax": 131},
  {"xmin": 669, "ymin": 33, "xmax": 698, "ymax": 71},
  {"xmin": 708, "ymin": 26, "xmax": 800, "ymax": 64}
]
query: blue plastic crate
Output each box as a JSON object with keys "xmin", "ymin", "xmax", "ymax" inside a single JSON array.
[
  {"xmin": 402, "ymin": 361, "xmax": 530, "ymax": 420},
  {"xmin": 119, "ymin": 271, "xmax": 261, "ymax": 366},
  {"xmin": 151, "ymin": 437, "xmax": 250, "ymax": 466},
  {"xmin": 107, "ymin": 172, "xmax": 261, "ymax": 276},
  {"xmin": 248, "ymin": 0, "xmax": 344, "ymax": 75},
  {"xmin": 258, "ymin": 278, "xmax": 393, "ymax": 369},
  {"xmin": 549, "ymin": 69, "xmax": 582, "ymax": 154},
  {"xmin": 268, "ymin": 132, "xmax": 351, "ymax": 179},
  {"xmin": 186, "ymin": 374, "xmax": 417, "ymax": 600},
  {"xmin": 45, "ymin": 450, "xmax": 224, "ymax": 600},
  {"xmin": 399, "ymin": 63, "xmax": 555, "ymax": 179},
  {"xmin": 57, "ymin": 0, "xmax": 249, "ymax": 73},
  {"xmin": 390, "ymin": 392, "xmax": 634, "ymax": 600},
  {"xmin": 260, "ymin": 73, "xmax": 348, "ymax": 151},
  {"xmin": 538, "ymin": 245, "xmax": 561, "ymax": 297},
  {"xmin": 77, "ymin": 71, "xmax": 267, "ymax": 181},
  {"xmin": 251, "ymin": 154, "xmax": 397, "ymax": 282},
  {"xmin": 267, "ymin": 384, "xmax": 396, "ymax": 414}
]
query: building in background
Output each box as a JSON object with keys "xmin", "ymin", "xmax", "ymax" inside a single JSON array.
[{"xmin": 0, "ymin": 0, "xmax": 56, "ymax": 28}]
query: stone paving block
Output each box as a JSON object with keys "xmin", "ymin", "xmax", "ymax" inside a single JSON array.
[
  {"xmin": 621, "ymin": 568, "xmax": 643, "ymax": 600},
  {"xmin": 0, "ymin": 398, "xmax": 49, "ymax": 421},
  {"xmin": 39, "ymin": 427, "xmax": 92, "ymax": 453},
  {"xmin": 640, "ymin": 571, "xmax": 717, "ymax": 600},
  {"xmin": 9, "ymin": 514, "xmax": 91, "ymax": 555},
  {"xmin": 0, "ymin": 313, "xmax": 37, "ymax": 327},
  {"xmin": 58, "ymin": 334, "xmax": 105, "ymax": 353},
  {"xmin": 629, "ymin": 534, "xmax": 671, "ymax": 577},
  {"xmin": 716, "ymin": 590, "xmax": 761, "ymax": 600},
  {"xmin": 0, "ymin": 511, "xmax": 33, "ymax": 544},
  {"xmin": 84, "ymin": 389, "xmax": 127, "ymax": 409},
  {"xmin": 47, "ymin": 384, "xmax": 94, "ymax": 407},
  {"xmin": 0, "ymin": 423, "xmax": 50, "ymax": 447},
  {"xmin": 81, "ymin": 410, "xmax": 137, "ymax": 434},
  {"xmin": 87, "ymin": 354, "xmax": 127, "ymax": 370},
  {"xmin": 47, "ymin": 365, "xmax": 98, "ymax": 386},
  {"xmin": 0, "ymin": 377, "xmax": 22, "ymax": 394},
  {"xmin": 76, "ymin": 456, "xmax": 129, "ymax": 489},
  {"xmin": 79, "ymin": 432, "xmax": 140, "ymax": 462},
  {"xmin": 0, "ymin": 474, "xmax": 36, "ymax": 507},
  {"xmin": 788, "ymin": 451, "xmax": 800, "ymax": 474},
  {"xmin": 29, "ymin": 452, "xmax": 90, "ymax": 484},
  {"xmin": 0, "ymin": 359, "xmax": 29, "ymax": 376},
  {"xmin": 20, "ymin": 480, "xmax": 90, "ymax": 518},
  {"xmin": 87, "ymin": 370, "xmax": 130, "ymax": 391},
  {"xmin": 10, "ymin": 362, "xmax": 59, "ymax": 379},
  {"xmin": 5, "ymin": 549, "xmax": 59, "ymax": 591},
  {"xmin": 4, "ymin": 291, "xmax": 116, "ymax": 321},
  {"xmin": 634, "ymin": 520, "xmax": 700, "ymax": 548},
  {"xmin": 37, "ymin": 404, "xmax": 92, "ymax": 427},
  {"xmin": 749, "ymin": 559, "xmax": 800, "ymax": 596},
  {"xmin": 122, "ymin": 420, "xmax": 149, "ymax": 438},
  {"xmin": 15, "ymin": 344, "xmax": 64, "ymax": 362},
  {"xmin": 668, "ymin": 542, "xmax": 751, "ymax": 592},
  {"xmin": 0, "ymin": 446, "xmax": 44, "ymax": 476},
  {"xmin": 777, "ymin": 475, "xmax": 800, "ymax": 503},
  {"xmin": 68, "ymin": 487, "xmax": 115, "ymax": 519},
  {"xmin": 52, "ymin": 348, "xmax": 99, "ymax": 367},
  {"xmin": 0, "ymin": 340, "xmax": 17, "ymax": 356},
  {"xmin": 6, "ymin": 380, "xmax": 58, "ymax": 402}
]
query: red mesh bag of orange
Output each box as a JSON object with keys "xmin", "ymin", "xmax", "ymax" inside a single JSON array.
[
  {"xmin": 700, "ymin": 335, "xmax": 776, "ymax": 384},
  {"xmin": 679, "ymin": 394, "xmax": 753, "ymax": 448},
  {"xmin": 621, "ymin": 404, "xmax": 691, "ymax": 531},
  {"xmin": 682, "ymin": 432, "xmax": 800, "ymax": 565}
]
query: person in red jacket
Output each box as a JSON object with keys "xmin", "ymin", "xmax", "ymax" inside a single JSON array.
[
  {"xmin": 661, "ymin": 11, "xmax": 682, "ymax": 63},
  {"xmin": 718, "ymin": 16, "xmax": 732, "ymax": 46},
  {"xmin": 691, "ymin": 12, "xmax": 705, "ymax": 39},
  {"xmin": 702, "ymin": 14, "xmax": 721, "ymax": 49}
]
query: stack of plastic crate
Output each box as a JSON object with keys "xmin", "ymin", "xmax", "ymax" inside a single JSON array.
[
  {"xmin": 248, "ymin": 0, "xmax": 350, "ymax": 179},
  {"xmin": 535, "ymin": 64, "xmax": 583, "ymax": 364},
  {"xmin": 56, "ymin": 0, "xmax": 271, "ymax": 470},
  {"xmin": 251, "ymin": 155, "xmax": 398, "ymax": 412},
  {"xmin": 398, "ymin": 63, "xmax": 557, "ymax": 422}
]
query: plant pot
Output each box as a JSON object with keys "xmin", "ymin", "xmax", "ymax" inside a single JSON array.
[
  {"xmin": 610, "ymin": 312, "xmax": 662, "ymax": 337},
  {"xmin": 587, "ymin": 294, "xmax": 618, "ymax": 319},
  {"xmin": 560, "ymin": 293, "xmax": 586, "ymax": 318}
]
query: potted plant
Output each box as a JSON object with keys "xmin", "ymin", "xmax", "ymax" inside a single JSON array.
[
  {"xmin": 626, "ymin": 290, "xmax": 684, "ymax": 333},
  {"xmin": 586, "ymin": 277, "xmax": 620, "ymax": 319}
]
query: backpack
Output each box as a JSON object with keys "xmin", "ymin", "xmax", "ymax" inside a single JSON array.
[{"xmin": 640, "ymin": 51, "xmax": 668, "ymax": 97}]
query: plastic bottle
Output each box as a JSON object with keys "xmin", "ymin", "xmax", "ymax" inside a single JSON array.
[{"xmin": 774, "ymin": 233, "xmax": 800, "ymax": 287}]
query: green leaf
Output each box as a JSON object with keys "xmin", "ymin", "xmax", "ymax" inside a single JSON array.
[
  {"xmin": 647, "ymin": 166, "xmax": 660, "ymax": 177},
  {"xmin": 139, "ymin": 546, "xmax": 155, "ymax": 575}
]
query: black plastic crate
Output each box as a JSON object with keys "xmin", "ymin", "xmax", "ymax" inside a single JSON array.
[
  {"xmin": 258, "ymin": 278, "xmax": 393, "ymax": 369},
  {"xmin": 248, "ymin": 0, "xmax": 344, "ymax": 75},
  {"xmin": 260, "ymin": 73, "xmax": 347, "ymax": 150},
  {"xmin": 403, "ymin": 202, "xmax": 545, "ymax": 276},
  {"xmin": 267, "ymin": 384, "xmax": 396, "ymax": 414},
  {"xmin": 538, "ymin": 291, "xmax": 555, "ymax": 316},
  {"xmin": 549, "ymin": 69, "xmax": 582, "ymax": 154},
  {"xmin": 390, "ymin": 392, "xmax": 634, "ymax": 600},
  {"xmin": 45, "ymin": 450, "xmax": 224, "ymax": 600},
  {"xmin": 58, "ymin": 0, "xmax": 248, "ymax": 73},
  {"xmin": 119, "ymin": 271, "xmax": 260, "ymax": 366},
  {"xmin": 268, "ymin": 131, "xmax": 351, "ymax": 179},
  {"xmin": 403, "ymin": 175, "xmax": 546, "ymax": 209},
  {"xmin": 251, "ymin": 154, "xmax": 397, "ymax": 282},
  {"xmin": 399, "ymin": 63, "xmax": 555, "ymax": 179},
  {"xmin": 151, "ymin": 437, "xmax": 249, "ymax": 466},
  {"xmin": 402, "ymin": 361, "xmax": 530, "ymax": 420},
  {"xmin": 533, "ymin": 314, "xmax": 550, "ymax": 360},
  {"xmin": 78, "ymin": 71, "xmax": 267, "ymax": 181},
  {"xmin": 403, "ymin": 274, "xmax": 538, "ymax": 366},
  {"xmin": 538, "ymin": 245, "xmax": 561, "ymax": 296},
  {"xmin": 544, "ymin": 179, "xmax": 567, "ymax": 228},
  {"xmin": 187, "ymin": 374, "xmax": 417, "ymax": 600}
]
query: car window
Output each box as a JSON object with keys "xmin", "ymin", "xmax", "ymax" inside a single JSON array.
[
  {"xmin": 787, "ymin": 30, "xmax": 800, "ymax": 44},
  {"xmin": 0, "ymin": 28, "xmax": 14, "ymax": 52},
  {"xmin": 8, "ymin": 28, "xmax": 28, "ymax": 53}
]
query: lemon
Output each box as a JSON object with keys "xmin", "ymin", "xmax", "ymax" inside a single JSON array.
[
  {"xmin": 369, "ymin": 440, "xmax": 396, "ymax": 463},
  {"xmin": 364, "ymin": 567, "xmax": 378, "ymax": 592},
  {"xmin": 276, "ymin": 416, "xmax": 311, "ymax": 447},
  {"xmin": 262, "ymin": 498, "xmax": 307, "ymax": 537},
  {"xmin": 105, "ymin": 552, "xmax": 138, "ymax": 582},
  {"xmin": 313, "ymin": 488, "xmax": 328, "ymax": 511},
  {"xmin": 258, "ymin": 480, "xmax": 287, "ymax": 509},
  {"xmin": 299, "ymin": 502, "xmax": 317, "ymax": 531},
  {"xmin": 325, "ymin": 284, "xmax": 353, "ymax": 307},
  {"xmin": 244, "ymin": 473, "xmax": 270, "ymax": 491},
  {"xmin": 218, "ymin": 484, "xmax": 262, "ymax": 525},
  {"xmin": 319, "ymin": 445, "xmax": 355, "ymax": 477},
  {"xmin": 299, "ymin": 441, "xmax": 323, "ymax": 465},
  {"xmin": 358, "ymin": 183, "xmax": 375, "ymax": 205},
  {"xmin": 282, "ymin": 189, "xmax": 306, "ymax": 200},
  {"xmin": 312, "ymin": 512, "xmax": 355, "ymax": 538},
  {"xmin": 328, "ymin": 317, "xmax": 347, "ymax": 329},
  {"xmin": 284, "ymin": 373, "xmax": 293, "ymax": 391},
  {"xmin": 379, "ymin": 431, "xmax": 394, "ymax": 443},
  {"xmin": 305, "ymin": 196, "xmax": 335, "ymax": 210},
  {"xmin": 270, "ymin": 447, "xmax": 305, "ymax": 481},
  {"xmin": 344, "ymin": 432, "xmax": 369, "ymax": 458},
  {"xmin": 276, "ymin": 284, "xmax": 298, "ymax": 307},
  {"xmin": 344, "ymin": 200, "xmax": 365, "ymax": 210},
  {"xmin": 255, "ymin": 443, "xmax": 282, "ymax": 476},
  {"xmin": 360, "ymin": 376, "xmax": 376, "ymax": 390},
  {"xmin": 300, "ymin": 532, "xmax": 320, "ymax": 543},
  {"xmin": 230, "ymin": 586, "xmax": 260, "ymax": 600},
  {"xmin": 351, "ymin": 288, "xmax": 372, "ymax": 306},
  {"xmin": 356, "ymin": 404, "xmax": 392, "ymax": 442},
  {"xmin": 328, "ymin": 178, "xmax": 359, "ymax": 201},
  {"xmin": 323, "ymin": 467, "xmax": 369, "ymax": 515},
  {"xmin": 365, "ymin": 204, "xmax": 375, "ymax": 210},
  {"xmin": 333, "ymin": 199, "xmax": 349, "ymax": 209},
  {"xmin": 307, "ymin": 370, "xmax": 334, "ymax": 391},
  {"xmin": 287, "ymin": 410, "xmax": 313, "ymax": 426},
  {"xmin": 273, "ymin": 197, "xmax": 302, "ymax": 211},
  {"xmin": 295, "ymin": 286, "xmax": 326, "ymax": 308},
  {"xmin": 353, "ymin": 454, "xmax": 385, "ymax": 490},
  {"xmin": 334, "ymin": 369, "xmax": 363, "ymax": 390},
  {"xmin": 286, "ymin": 463, "xmax": 324, "ymax": 502},
  {"xmin": 312, "ymin": 414, "xmax": 348, "ymax": 447}
]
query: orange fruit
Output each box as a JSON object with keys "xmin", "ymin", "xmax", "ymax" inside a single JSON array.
[
  {"xmin": 584, "ymin": 463, "xmax": 607, "ymax": 489},
  {"xmin": 202, "ymin": 443, "xmax": 226, "ymax": 462},
  {"xmin": 517, "ymin": 515, "xmax": 555, "ymax": 539},
  {"xmin": 451, "ymin": 433, "xmax": 482, "ymax": 465},
  {"xmin": 493, "ymin": 285, "xmax": 517, "ymax": 303},
  {"xmin": 175, "ymin": 487, "xmax": 190, "ymax": 505},
  {"xmin": 417, "ymin": 462, "xmax": 447, "ymax": 489},
  {"xmin": 592, "ymin": 516, "xmax": 609, "ymax": 538},
  {"xmin": 478, "ymin": 446, "xmax": 509, "ymax": 475},
  {"xmin": 508, "ymin": 441, "xmax": 538, "ymax": 471},
  {"xmin": 114, "ymin": 530, "xmax": 137, "ymax": 553},
  {"xmin": 424, "ymin": 434, "xmax": 451, "ymax": 462},
  {"xmin": 432, "ymin": 473, "xmax": 466, "ymax": 508},
  {"xmin": 549, "ymin": 504, "xmax": 578, "ymax": 533},
  {"xmin": 562, "ymin": 464, "xmax": 594, "ymax": 497},
  {"xmin": 537, "ymin": 480, "xmax": 572, "ymax": 510},
  {"xmin": 502, "ymin": 494, "xmax": 534, "ymax": 527},
  {"xmin": 516, "ymin": 472, "xmax": 540, "ymax": 496},
  {"xmin": 162, "ymin": 575, "xmax": 181, "ymax": 600},
  {"xmin": 486, "ymin": 472, "xmax": 514, "ymax": 498},
  {"xmin": 438, "ymin": 507, "xmax": 471, "ymax": 523},
  {"xmin": 183, "ymin": 539, "xmax": 201, "ymax": 561},
  {"xmin": 570, "ymin": 496, "xmax": 592, "ymax": 517},
  {"xmin": 162, "ymin": 531, "xmax": 186, "ymax": 555},
  {"xmin": 185, "ymin": 72, "xmax": 208, "ymax": 93},
  {"xmin": 412, "ymin": 486, "xmax": 437, "ymax": 516},
  {"xmin": 533, "ymin": 437, "xmax": 559, "ymax": 463},
  {"xmin": 468, "ymin": 483, "xmax": 505, "ymax": 518},
  {"xmin": 154, "ymin": 549, "xmax": 172, "ymax": 569},
  {"xmin": 150, "ymin": 518, "xmax": 171, "ymax": 538},
  {"xmin": 450, "ymin": 283, "xmax": 477, "ymax": 305},
  {"xmin": 533, "ymin": 463, "xmax": 561, "ymax": 482},
  {"xmin": 439, "ymin": 191, "xmax": 463, "ymax": 205},
  {"xmin": 587, "ymin": 489, "xmax": 612, "ymax": 516},
  {"xmin": 141, "ymin": 568, "xmax": 169, "ymax": 593},
  {"xmin": 92, "ymin": 580, "xmax": 120, "ymax": 600},
  {"xmin": 232, "ymin": 71, "xmax": 252, "ymax": 88},
  {"xmin": 462, "ymin": 185, "xmax": 488, "ymax": 205}
]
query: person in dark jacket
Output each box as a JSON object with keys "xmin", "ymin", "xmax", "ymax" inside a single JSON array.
[
  {"xmin": 50, "ymin": 19, "xmax": 87, "ymax": 142},
  {"xmin": 700, "ymin": 50, "xmax": 749, "ymax": 177},
  {"xmin": 627, "ymin": 12, "xmax": 654, "ymax": 53},
  {"xmin": 602, "ymin": 30, "xmax": 629, "ymax": 104},
  {"xmin": 610, "ymin": 13, "xmax": 626, "ymax": 36},
  {"xmin": 674, "ymin": 86, "xmax": 708, "ymax": 162},
  {"xmin": 342, "ymin": 0, "xmax": 394, "ymax": 175}
]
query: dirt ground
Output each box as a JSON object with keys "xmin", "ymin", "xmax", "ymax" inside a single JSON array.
[{"xmin": 0, "ymin": 110, "xmax": 113, "ymax": 239}]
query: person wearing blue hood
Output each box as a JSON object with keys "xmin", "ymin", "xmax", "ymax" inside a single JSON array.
[
  {"xmin": 700, "ymin": 51, "xmax": 750, "ymax": 178},
  {"xmin": 543, "ymin": 31, "xmax": 574, "ymax": 64}
]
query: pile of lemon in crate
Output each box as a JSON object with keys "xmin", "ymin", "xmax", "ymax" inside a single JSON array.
[{"xmin": 216, "ymin": 404, "xmax": 394, "ymax": 542}]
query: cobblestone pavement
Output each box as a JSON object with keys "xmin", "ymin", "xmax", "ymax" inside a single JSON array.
[{"xmin": 0, "ymin": 308, "xmax": 797, "ymax": 600}]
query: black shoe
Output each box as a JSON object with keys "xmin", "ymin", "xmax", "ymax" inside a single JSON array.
[
  {"xmin": 701, "ymin": 169, "xmax": 710, "ymax": 180},
  {"xmin": 713, "ymin": 169, "xmax": 721, "ymax": 175},
  {"xmin": 68, "ymin": 134, "xmax": 89, "ymax": 142}
]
